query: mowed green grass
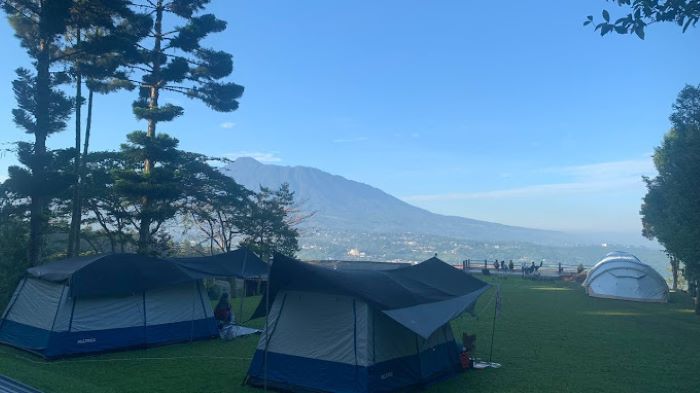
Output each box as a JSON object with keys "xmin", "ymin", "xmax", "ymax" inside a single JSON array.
[{"xmin": 1, "ymin": 277, "xmax": 699, "ymax": 393}]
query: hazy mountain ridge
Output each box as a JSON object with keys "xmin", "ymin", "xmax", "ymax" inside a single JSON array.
[
  {"xmin": 222, "ymin": 157, "xmax": 572, "ymax": 245},
  {"xmin": 221, "ymin": 157, "xmax": 667, "ymax": 276}
]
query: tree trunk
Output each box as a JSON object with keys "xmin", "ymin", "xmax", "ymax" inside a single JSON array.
[
  {"xmin": 138, "ymin": 216, "xmax": 152, "ymax": 255},
  {"xmin": 138, "ymin": 0, "xmax": 164, "ymax": 253},
  {"xmin": 68, "ymin": 29, "xmax": 82, "ymax": 258},
  {"xmin": 144, "ymin": 0, "xmax": 163, "ymax": 173},
  {"xmin": 29, "ymin": 36, "xmax": 51, "ymax": 265},
  {"xmin": 670, "ymin": 257, "xmax": 679, "ymax": 291},
  {"xmin": 75, "ymin": 88, "xmax": 93, "ymax": 255}
]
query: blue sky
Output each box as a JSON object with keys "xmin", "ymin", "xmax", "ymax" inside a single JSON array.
[{"xmin": 1, "ymin": 1, "xmax": 699, "ymax": 237}]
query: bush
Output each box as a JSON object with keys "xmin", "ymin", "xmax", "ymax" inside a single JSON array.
[{"xmin": 0, "ymin": 219, "xmax": 29, "ymax": 309}]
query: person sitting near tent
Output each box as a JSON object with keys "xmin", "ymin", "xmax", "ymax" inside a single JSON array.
[{"xmin": 214, "ymin": 293, "xmax": 233, "ymax": 329}]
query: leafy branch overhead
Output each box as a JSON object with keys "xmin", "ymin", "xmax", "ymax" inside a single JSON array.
[{"xmin": 585, "ymin": 0, "xmax": 700, "ymax": 39}]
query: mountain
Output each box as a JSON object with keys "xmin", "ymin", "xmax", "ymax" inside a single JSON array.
[
  {"xmin": 222, "ymin": 157, "xmax": 574, "ymax": 245},
  {"xmin": 220, "ymin": 158, "xmax": 667, "ymax": 274}
]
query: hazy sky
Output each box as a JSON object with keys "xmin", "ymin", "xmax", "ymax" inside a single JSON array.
[{"xmin": 1, "ymin": 1, "xmax": 699, "ymax": 236}]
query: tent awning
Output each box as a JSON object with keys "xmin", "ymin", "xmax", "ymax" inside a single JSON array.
[
  {"xmin": 171, "ymin": 248, "xmax": 268, "ymax": 280},
  {"xmin": 253, "ymin": 254, "xmax": 490, "ymax": 338},
  {"xmin": 382, "ymin": 286, "xmax": 490, "ymax": 339}
]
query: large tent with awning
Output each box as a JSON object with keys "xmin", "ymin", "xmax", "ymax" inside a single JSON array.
[
  {"xmin": 245, "ymin": 254, "xmax": 490, "ymax": 393},
  {"xmin": 0, "ymin": 253, "xmax": 217, "ymax": 359},
  {"xmin": 0, "ymin": 249, "xmax": 269, "ymax": 359}
]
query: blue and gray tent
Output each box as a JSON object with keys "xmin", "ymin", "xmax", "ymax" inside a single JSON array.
[
  {"xmin": 0, "ymin": 249, "xmax": 268, "ymax": 359},
  {"xmin": 246, "ymin": 254, "xmax": 490, "ymax": 393}
]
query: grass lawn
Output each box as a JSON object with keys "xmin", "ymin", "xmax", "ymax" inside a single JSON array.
[{"xmin": 1, "ymin": 276, "xmax": 699, "ymax": 392}]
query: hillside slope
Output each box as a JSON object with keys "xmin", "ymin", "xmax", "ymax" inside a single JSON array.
[{"xmin": 222, "ymin": 157, "xmax": 570, "ymax": 245}]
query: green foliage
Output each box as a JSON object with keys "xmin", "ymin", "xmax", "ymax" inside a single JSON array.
[
  {"xmin": 60, "ymin": 0, "xmax": 148, "ymax": 257},
  {"xmin": 2, "ymin": 1, "xmax": 73, "ymax": 51},
  {"xmin": 641, "ymin": 85, "xmax": 700, "ymax": 311},
  {"xmin": 0, "ymin": 184, "xmax": 29, "ymax": 308},
  {"xmin": 129, "ymin": 0, "xmax": 244, "ymax": 122},
  {"xmin": 3, "ymin": 0, "xmax": 77, "ymax": 263},
  {"xmin": 10, "ymin": 68, "xmax": 73, "ymax": 136},
  {"xmin": 5, "ymin": 144, "xmax": 74, "ymax": 202},
  {"xmin": 240, "ymin": 183, "xmax": 302, "ymax": 261},
  {"xmin": 187, "ymin": 162, "xmax": 251, "ymax": 255},
  {"xmin": 585, "ymin": 1, "xmax": 700, "ymax": 38}
]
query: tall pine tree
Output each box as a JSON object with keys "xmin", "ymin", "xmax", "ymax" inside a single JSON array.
[
  {"xmin": 124, "ymin": 0, "xmax": 244, "ymax": 253},
  {"xmin": 2, "ymin": 0, "xmax": 74, "ymax": 264},
  {"xmin": 64, "ymin": 1, "xmax": 148, "ymax": 256}
]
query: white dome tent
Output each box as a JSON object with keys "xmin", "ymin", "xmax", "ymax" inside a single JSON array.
[{"xmin": 582, "ymin": 252, "xmax": 669, "ymax": 303}]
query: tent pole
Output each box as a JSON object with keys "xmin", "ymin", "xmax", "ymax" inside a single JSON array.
[
  {"xmin": 489, "ymin": 289, "xmax": 497, "ymax": 362},
  {"xmin": 352, "ymin": 299, "xmax": 358, "ymax": 383},
  {"xmin": 47, "ymin": 284, "xmax": 67, "ymax": 350},
  {"xmin": 190, "ymin": 281, "xmax": 196, "ymax": 343},
  {"xmin": 68, "ymin": 295, "xmax": 77, "ymax": 332},
  {"xmin": 142, "ymin": 291, "xmax": 147, "ymax": 351},
  {"xmin": 239, "ymin": 251, "xmax": 249, "ymax": 322},
  {"xmin": 263, "ymin": 271, "xmax": 270, "ymax": 393}
]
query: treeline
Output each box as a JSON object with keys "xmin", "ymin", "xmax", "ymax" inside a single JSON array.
[
  {"xmin": 0, "ymin": 0, "xmax": 301, "ymax": 285},
  {"xmin": 641, "ymin": 86, "xmax": 700, "ymax": 312},
  {"xmin": 587, "ymin": 1, "xmax": 700, "ymax": 313}
]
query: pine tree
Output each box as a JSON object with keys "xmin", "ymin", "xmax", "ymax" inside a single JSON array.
[
  {"xmin": 107, "ymin": 134, "xmax": 242, "ymax": 256},
  {"xmin": 3, "ymin": 0, "xmax": 75, "ymax": 264},
  {"xmin": 64, "ymin": 1, "xmax": 148, "ymax": 256},
  {"xmin": 123, "ymin": 0, "xmax": 244, "ymax": 253}
]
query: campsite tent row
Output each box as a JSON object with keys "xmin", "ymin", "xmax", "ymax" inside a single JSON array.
[
  {"xmin": 0, "ymin": 251, "xmax": 490, "ymax": 393},
  {"xmin": 0, "ymin": 248, "xmax": 268, "ymax": 359}
]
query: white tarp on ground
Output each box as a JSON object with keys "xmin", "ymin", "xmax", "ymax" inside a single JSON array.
[
  {"xmin": 583, "ymin": 252, "xmax": 669, "ymax": 303},
  {"xmin": 219, "ymin": 325, "xmax": 261, "ymax": 340}
]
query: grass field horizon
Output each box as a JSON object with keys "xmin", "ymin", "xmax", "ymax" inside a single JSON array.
[{"xmin": 1, "ymin": 276, "xmax": 698, "ymax": 393}]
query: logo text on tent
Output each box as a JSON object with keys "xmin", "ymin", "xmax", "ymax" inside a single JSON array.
[
  {"xmin": 380, "ymin": 372, "xmax": 393, "ymax": 380},
  {"xmin": 77, "ymin": 338, "xmax": 96, "ymax": 344}
]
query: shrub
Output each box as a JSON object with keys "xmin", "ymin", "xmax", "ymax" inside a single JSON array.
[{"xmin": 0, "ymin": 219, "xmax": 29, "ymax": 309}]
